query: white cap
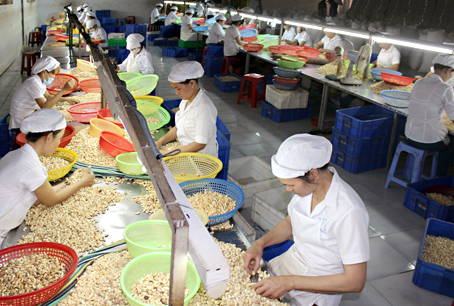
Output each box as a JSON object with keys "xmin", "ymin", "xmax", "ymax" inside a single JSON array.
[
  {"xmin": 433, "ymin": 54, "xmax": 454, "ymax": 69},
  {"xmin": 86, "ymin": 19, "xmax": 97, "ymax": 29},
  {"xmin": 215, "ymin": 13, "xmax": 226, "ymax": 21},
  {"xmin": 20, "ymin": 109, "xmax": 66, "ymax": 134},
  {"xmin": 84, "ymin": 6, "xmax": 93, "ymax": 12},
  {"xmin": 126, "ymin": 33, "xmax": 144, "ymax": 50},
  {"xmin": 86, "ymin": 11, "xmax": 96, "ymax": 17},
  {"xmin": 271, "ymin": 134, "xmax": 332, "ymax": 179},
  {"xmin": 156, "ymin": 2, "xmax": 163, "ymax": 6},
  {"xmin": 232, "ymin": 14, "xmax": 243, "ymax": 22},
  {"xmin": 168, "ymin": 61, "xmax": 204, "ymax": 83},
  {"xmin": 82, "ymin": 3, "xmax": 89, "ymax": 8},
  {"xmin": 31, "ymin": 56, "xmax": 60, "ymax": 75},
  {"xmin": 170, "ymin": 6, "xmax": 178, "ymax": 11},
  {"xmin": 77, "ymin": 5, "xmax": 83, "ymax": 11},
  {"xmin": 186, "ymin": 9, "xmax": 194, "ymax": 14}
]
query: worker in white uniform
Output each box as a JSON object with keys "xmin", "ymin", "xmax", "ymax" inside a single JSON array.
[
  {"xmin": 285, "ymin": 26, "xmax": 312, "ymax": 47},
  {"xmin": 83, "ymin": 6, "xmax": 94, "ymax": 25},
  {"xmin": 0, "ymin": 109, "xmax": 95, "ymax": 249},
  {"xmin": 315, "ymin": 31, "xmax": 344, "ymax": 53},
  {"xmin": 180, "ymin": 9, "xmax": 195, "ymax": 41},
  {"xmin": 78, "ymin": 3, "xmax": 88, "ymax": 23},
  {"xmin": 155, "ymin": 62, "xmax": 218, "ymax": 157},
  {"xmin": 9, "ymin": 56, "xmax": 78, "ymax": 132},
  {"xmin": 86, "ymin": 19, "xmax": 107, "ymax": 48},
  {"xmin": 224, "ymin": 15, "xmax": 245, "ymax": 74},
  {"xmin": 244, "ymin": 134, "xmax": 370, "ymax": 306},
  {"xmin": 151, "ymin": 3, "xmax": 165, "ymax": 25},
  {"xmin": 206, "ymin": 14, "xmax": 226, "ymax": 44},
  {"xmin": 117, "ymin": 34, "xmax": 154, "ymax": 75},
  {"xmin": 281, "ymin": 25, "xmax": 296, "ymax": 45},
  {"xmin": 83, "ymin": 10, "xmax": 99, "ymax": 28},
  {"xmin": 195, "ymin": 1, "xmax": 204, "ymax": 17},
  {"xmin": 405, "ymin": 54, "xmax": 454, "ymax": 177},
  {"xmin": 415, "ymin": 64, "xmax": 454, "ymax": 87},
  {"xmin": 165, "ymin": 6, "xmax": 180, "ymax": 26},
  {"xmin": 372, "ymin": 43, "xmax": 400, "ymax": 71},
  {"xmin": 77, "ymin": 6, "xmax": 84, "ymax": 22}
]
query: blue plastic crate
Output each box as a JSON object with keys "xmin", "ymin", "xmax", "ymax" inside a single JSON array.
[
  {"xmin": 258, "ymin": 74, "xmax": 274, "ymax": 95},
  {"xmin": 403, "ymin": 176, "xmax": 454, "ymax": 222},
  {"xmin": 162, "ymin": 99, "xmax": 182, "ymax": 127},
  {"xmin": 96, "ymin": 10, "xmax": 110, "ymax": 20},
  {"xmin": 262, "ymin": 240, "xmax": 294, "ymax": 261},
  {"xmin": 206, "ymin": 44, "xmax": 224, "ymax": 58},
  {"xmin": 41, "ymin": 25, "xmax": 48, "ymax": 42},
  {"xmin": 216, "ymin": 117, "xmax": 230, "ymax": 141},
  {"xmin": 188, "ymin": 51, "xmax": 204, "ymax": 62},
  {"xmin": 125, "ymin": 24, "xmax": 136, "ymax": 32},
  {"xmin": 331, "ymin": 127, "xmax": 391, "ymax": 156},
  {"xmin": 117, "ymin": 49, "xmax": 129, "ymax": 63},
  {"xmin": 108, "ymin": 48, "xmax": 119, "ymax": 59},
  {"xmin": 159, "ymin": 25, "xmax": 176, "ymax": 38},
  {"xmin": 166, "ymin": 40, "xmax": 179, "ymax": 46},
  {"xmin": 162, "ymin": 47, "xmax": 188, "ymax": 58},
  {"xmin": 136, "ymin": 24, "xmax": 147, "ymax": 33},
  {"xmin": 261, "ymin": 101, "xmax": 311, "ymax": 122},
  {"xmin": 117, "ymin": 18, "xmax": 126, "ymax": 26},
  {"xmin": 331, "ymin": 147, "xmax": 387, "ymax": 173},
  {"xmin": 204, "ymin": 66, "xmax": 222, "ymax": 77},
  {"xmin": 102, "ymin": 17, "xmax": 115, "ymax": 25},
  {"xmin": 148, "ymin": 34, "xmax": 159, "ymax": 41},
  {"xmin": 216, "ymin": 130, "xmax": 230, "ymax": 180},
  {"xmin": 335, "ymin": 105, "xmax": 394, "ymax": 139},
  {"xmin": 153, "ymin": 39, "xmax": 167, "ymax": 46},
  {"xmin": 104, "ymin": 26, "xmax": 116, "ymax": 35},
  {"xmin": 0, "ymin": 115, "xmax": 14, "ymax": 156},
  {"xmin": 203, "ymin": 55, "xmax": 223, "ymax": 68},
  {"xmin": 214, "ymin": 74, "xmax": 242, "ymax": 92},
  {"xmin": 413, "ymin": 218, "xmax": 454, "ymax": 298},
  {"xmin": 115, "ymin": 26, "xmax": 125, "ymax": 33}
]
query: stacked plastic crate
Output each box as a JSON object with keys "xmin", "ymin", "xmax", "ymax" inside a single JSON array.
[
  {"xmin": 331, "ymin": 105, "xmax": 395, "ymax": 173},
  {"xmin": 107, "ymin": 38, "xmax": 127, "ymax": 63},
  {"xmin": 95, "ymin": 10, "xmax": 110, "ymax": 21},
  {"xmin": 125, "ymin": 24, "xmax": 147, "ymax": 47},
  {"xmin": 115, "ymin": 18, "xmax": 126, "ymax": 33},
  {"xmin": 101, "ymin": 17, "xmax": 116, "ymax": 35},
  {"xmin": 203, "ymin": 44, "xmax": 224, "ymax": 77},
  {"xmin": 262, "ymin": 86, "xmax": 311, "ymax": 122}
]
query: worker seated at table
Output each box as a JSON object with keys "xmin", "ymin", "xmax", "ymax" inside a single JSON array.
[
  {"xmin": 86, "ymin": 19, "xmax": 107, "ymax": 48},
  {"xmin": 165, "ymin": 6, "xmax": 180, "ymax": 26},
  {"xmin": 281, "ymin": 24, "xmax": 297, "ymax": 45},
  {"xmin": 206, "ymin": 14, "xmax": 226, "ymax": 45},
  {"xmin": 405, "ymin": 54, "xmax": 454, "ymax": 178},
  {"xmin": 118, "ymin": 34, "xmax": 154, "ymax": 75},
  {"xmin": 285, "ymin": 26, "xmax": 313, "ymax": 47},
  {"xmin": 224, "ymin": 14, "xmax": 245, "ymax": 75},
  {"xmin": 372, "ymin": 43, "xmax": 400, "ymax": 71},
  {"xmin": 83, "ymin": 10, "xmax": 98, "ymax": 28},
  {"xmin": 314, "ymin": 30, "xmax": 343, "ymax": 53},
  {"xmin": 244, "ymin": 134, "xmax": 370, "ymax": 306},
  {"xmin": 77, "ymin": 5, "xmax": 85, "ymax": 22},
  {"xmin": 9, "ymin": 56, "xmax": 78, "ymax": 133},
  {"xmin": 155, "ymin": 62, "xmax": 218, "ymax": 158},
  {"xmin": 150, "ymin": 3, "xmax": 165, "ymax": 26},
  {"xmin": 0, "ymin": 109, "xmax": 95, "ymax": 249},
  {"xmin": 82, "ymin": 6, "xmax": 95, "ymax": 25},
  {"xmin": 180, "ymin": 9, "xmax": 197, "ymax": 41}
]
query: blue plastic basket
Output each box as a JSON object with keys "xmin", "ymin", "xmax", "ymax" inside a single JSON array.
[
  {"xmin": 216, "ymin": 117, "xmax": 230, "ymax": 141},
  {"xmin": 102, "ymin": 17, "xmax": 115, "ymax": 25},
  {"xmin": 272, "ymin": 80, "xmax": 300, "ymax": 91},
  {"xmin": 166, "ymin": 39, "xmax": 179, "ymax": 46},
  {"xmin": 331, "ymin": 147, "xmax": 387, "ymax": 173},
  {"xmin": 239, "ymin": 28, "xmax": 258, "ymax": 38},
  {"xmin": 194, "ymin": 26, "xmax": 208, "ymax": 33},
  {"xmin": 179, "ymin": 178, "xmax": 245, "ymax": 226},
  {"xmin": 370, "ymin": 68, "xmax": 402, "ymax": 81},
  {"xmin": 0, "ymin": 115, "xmax": 15, "ymax": 156},
  {"xmin": 204, "ymin": 66, "xmax": 222, "ymax": 77},
  {"xmin": 381, "ymin": 90, "xmax": 411, "ymax": 108},
  {"xmin": 153, "ymin": 39, "xmax": 167, "ymax": 46},
  {"xmin": 273, "ymin": 67, "xmax": 301, "ymax": 79},
  {"xmin": 214, "ymin": 74, "xmax": 242, "ymax": 92},
  {"xmin": 262, "ymin": 101, "xmax": 312, "ymax": 122},
  {"xmin": 95, "ymin": 10, "xmax": 110, "ymax": 20},
  {"xmin": 262, "ymin": 240, "xmax": 294, "ymax": 261}
]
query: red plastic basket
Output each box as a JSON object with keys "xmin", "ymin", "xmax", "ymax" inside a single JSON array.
[
  {"xmin": 241, "ymin": 36, "xmax": 257, "ymax": 43},
  {"xmin": 195, "ymin": 19, "xmax": 206, "ymax": 25},
  {"xmin": 97, "ymin": 109, "xmax": 124, "ymax": 128},
  {"xmin": 243, "ymin": 43, "xmax": 263, "ymax": 52},
  {"xmin": 79, "ymin": 78, "xmax": 101, "ymax": 93},
  {"xmin": 273, "ymin": 75, "xmax": 301, "ymax": 85},
  {"xmin": 15, "ymin": 125, "xmax": 76, "ymax": 148},
  {"xmin": 47, "ymin": 29, "xmax": 63, "ymax": 35},
  {"xmin": 0, "ymin": 242, "xmax": 78, "ymax": 306},
  {"xmin": 46, "ymin": 74, "xmax": 79, "ymax": 95},
  {"xmin": 67, "ymin": 102, "xmax": 101, "ymax": 123},
  {"xmin": 239, "ymin": 24, "xmax": 256, "ymax": 31},
  {"xmin": 381, "ymin": 73, "xmax": 415, "ymax": 86},
  {"xmin": 268, "ymin": 45, "xmax": 282, "ymax": 54},
  {"xmin": 297, "ymin": 46, "xmax": 321, "ymax": 59},
  {"xmin": 325, "ymin": 51, "xmax": 338, "ymax": 62},
  {"xmin": 99, "ymin": 131, "xmax": 135, "ymax": 157},
  {"xmin": 55, "ymin": 34, "xmax": 69, "ymax": 42},
  {"xmin": 279, "ymin": 45, "xmax": 303, "ymax": 56}
]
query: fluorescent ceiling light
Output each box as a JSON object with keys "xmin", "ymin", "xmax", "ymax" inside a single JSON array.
[
  {"xmin": 372, "ymin": 35, "xmax": 454, "ymax": 54},
  {"xmin": 164, "ymin": 1, "xmax": 186, "ymax": 4},
  {"xmin": 241, "ymin": 13, "xmax": 256, "ymax": 19},
  {"xmin": 285, "ymin": 21, "xmax": 322, "ymax": 30},
  {"xmin": 258, "ymin": 16, "xmax": 281, "ymax": 24},
  {"xmin": 324, "ymin": 27, "xmax": 370, "ymax": 39}
]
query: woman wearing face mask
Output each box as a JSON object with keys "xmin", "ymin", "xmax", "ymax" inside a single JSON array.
[
  {"xmin": 9, "ymin": 56, "xmax": 78, "ymax": 133},
  {"xmin": 86, "ymin": 19, "xmax": 107, "ymax": 48},
  {"xmin": 155, "ymin": 61, "xmax": 218, "ymax": 157},
  {"xmin": 117, "ymin": 34, "xmax": 154, "ymax": 75}
]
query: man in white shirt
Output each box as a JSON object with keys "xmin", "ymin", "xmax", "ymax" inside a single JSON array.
[
  {"xmin": 373, "ymin": 43, "xmax": 400, "ymax": 71},
  {"xmin": 150, "ymin": 3, "xmax": 165, "ymax": 25},
  {"xmin": 405, "ymin": 54, "xmax": 454, "ymax": 177},
  {"xmin": 206, "ymin": 14, "xmax": 226, "ymax": 44},
  {"xmin": 165, "ymin": 6, "xmax": 180, "ymax": 26},
  {"xmin": 314, "ymin": 31, "xmax": 343, "ymax": 53}
]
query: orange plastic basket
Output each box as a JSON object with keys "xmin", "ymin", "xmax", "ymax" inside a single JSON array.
[
  {"xmin": 268, "ymin": 45, "xmax": 282, "ymax": 54},
  {"xmin": 297, "ymin": 46, "xmax": 321, "ymax": 59},
  {"xmin": 242, "ymin": 35, "xmax": 257, "ymax": 43},
  {"xmin": 15, "ymin": 125, "xmax": 76, "ymax": 148},
  {"xmin": 243, "ymin": 43, "xmax": 263, "ymax": 52},
  {"xmin": 79, "ymin": 78, "xmax": 101, "ymax": 93},
  {"xmin": 97, "ymin": 109, "xmax": 124, "ymax": 128},
  {"xmin": 381, "ymin": 73, "xmax": 415, "ymax": 86},
  {"xmin": 46, "ymin": 73, "xmax": 79, "ymax": 95},
  {"xmin": 0, "ymin": 242, "xmax": 78, "ymax": 306}
]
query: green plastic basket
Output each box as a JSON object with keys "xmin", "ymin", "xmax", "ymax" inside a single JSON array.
[
  {"xmin": 118, "ymin": 72, "xmax": 143, "ymax": 82},
  {"xmin": 123, "ymin": 220, "xmax": 172, "ymax": 258},
  {"xmin": 136, "ymin": 100, "xmax": 171, "ymax": 130},
  {"xmin": 120, "ymin": 252, "xmax": 201, "ymax": 306},
  {"xmin": 260, "ymin": 38, "xmax": 279, "ymax": 50},
  {"xmin": 108, "ymin": 38, "xmax": 127, "ymax": 47},
  {"xmin": 277, "ymin": 59, "xmax": 305, "ymax": 69},
  {"xmin": 116, "ymin": 152, "xmax": 147, "ymax": 176},
  {"xmin": 178, "ymin": 40, "xmax": 205, "ymax": 48},
  {"xmin": 126, "ymin": 74, "xmax": 159, "ymax": 97}
]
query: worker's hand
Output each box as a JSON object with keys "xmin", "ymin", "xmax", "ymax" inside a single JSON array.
[
  {"xmin": 415, "ymin": 75, "xmax": 423, "ymax": 80},
  {"xmin": 66, "ymin": 97, "xmax": 79, "ymax": 104},
  {"xmin": 243, "ymin": 242, "xmax": 263, "ymax": 274},
  {"xmin": 255, "ymin": 276, "xmax": 290, "ymax": 299},
  {"xmin": 62, "ymin": 80, "xmax": 73, "ymax": 93},
  {"xmin": 76, "ymin": 167, "xmax": 95, "ymax": 187}
]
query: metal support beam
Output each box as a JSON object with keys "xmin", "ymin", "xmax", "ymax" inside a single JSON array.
[{"xmin": 318, "ymin": 84, "xmax": 330, "ymax": 131}]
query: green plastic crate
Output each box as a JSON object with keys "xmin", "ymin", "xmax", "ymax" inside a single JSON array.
[
  {"xmin": 108, "ymin": 38, "xmax": 126, "ymax": 47},
  {"xmin": 178, "ymin": 39, "xmax": 205, "ymax": 48}
]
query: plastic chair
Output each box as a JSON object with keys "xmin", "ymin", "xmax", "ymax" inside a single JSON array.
[
  {"xmin": 28, "ymin": 31, "xmax": 42, "ymax": 47},
  {"xmin": 21, "ymin": 51, "xmax": 40, "ymax": 76},
  {"xmin": 126, "ymin": 16, "xmax": 135, "ymax": 24},
  {"xmin": 237, "ymin": 73, "xmax": 266, "ymax": 108},
  {"xmin": 221, "ymin": 56, "xmax": 241, "ymax": 75},
  {"xmin": 384, "ymin": 141, "xmax": 438, "ymax": 188},
  {"xmin": 148, "ymin": 23, "xmax": 161, "ymax": 32}
]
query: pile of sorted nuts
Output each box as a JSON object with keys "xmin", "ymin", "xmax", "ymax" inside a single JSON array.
[
  {"xmin": 369, "ymin": 81, "xmax": 414, "ymax": 95},
  {"xmin": 218, "ymin": 76, "xmax": 240, "ymax": 82},
  {"xmin": 39, "ymin": 156, "xmax": 70, "ymax": 171},
  {"xmin": 67, "ymin": 68, "xmax": 99, "ymax": 82},
  {"xmin": 422, "ymin": 235, "xmax": 454, "ymax": 270},
  {"xmin": 426, "ymin": 192, "xmax": 454, "ymax": 206},
  {"xmin": 146, "ymin": 117, "xmax": 160, "ymax": 124},
  {"xmin": 0, "ymin": 253, "xmax": 66, "ymax": 296},
  {"xmin": 131, "ymin": 179, "xmax": 161, "ymax": 214},
  {"xmin": 187, "ymin": 191, "xmax": 236, "ymax": 217},
  {"xmin": 161, "ymin": 141, "xmax": 181, "ymax": 152}
]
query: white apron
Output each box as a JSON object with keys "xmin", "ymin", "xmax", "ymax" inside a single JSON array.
[{"xmin": 127, "ymin": 55, "xmax": 140, "ymax": 73}]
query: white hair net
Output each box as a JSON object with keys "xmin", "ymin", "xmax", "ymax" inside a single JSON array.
[
  {"xmin": 31, "ymin": 56, "xmax": 60, "ymax": 75},
  {"xmin": 215, "ymin": 14, "xmax": 226, "ymax": 21},
  {"xmin": 156, "ymin": 3, "xmax": 163, "ymax": 6},
  {"xmin": 186, "ymin": 9, "xmax": 194, "ymax": 14},
  {"xmin": 170, "ymin": 6, "xmax": 178, "ymax": 11},
  {"xmin": 20, "ymin": 109, "xmax": 66, "ymax": 134},
  {"xmin": 86, "ymin": 11, "xmax": 96, "ymax": 17},
  {"xmin": 86, "ymin": 19, "xmax": 97, "ymax": 29},
  {"xmin": 232, "ymin": 14, "xmax": 243, "ymax": 22},
  {"xmin": 126, "ymin": 33, "xmax": 145, "ymax": 50},
  {"xmin": 433, "ymin": 54, "xmax": 454, "ymax": 69},
  {"xmin": 168, "ymin": 61, "xmax": 204, "ymax": 83}
]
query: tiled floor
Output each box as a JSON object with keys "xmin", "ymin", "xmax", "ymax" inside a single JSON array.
[{"xmin": 1, "ymin": 45, "xmax": 452, "ymax": 305}]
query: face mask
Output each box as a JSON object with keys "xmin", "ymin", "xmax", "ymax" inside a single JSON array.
[
  {"xmin": 43, "ymin": 71, "xmax": 54, "ymax": 85},
  {"xmin": 131, "ymin": 48, "xmax": 140, "ymax": 55}
]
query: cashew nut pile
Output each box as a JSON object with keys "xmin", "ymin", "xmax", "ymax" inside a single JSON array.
[
  {"xmin": 422, "ymin": 235, "xmax": 454, "ymax": 270},
  {"xmin": 369, "ymin": 81, "xmax": 414, "ymax": 95},
  {"xmin": 74, "ymin": 93, "xmax": 102, "ymax": 103},
  {"xmin": 132, "ymin": 180, "xmax": 161, "ymax": 214},
  {"xmin": 187, "ymin": 191, "xmax": 236, "ymax": 217},
  {"xmin": 443, "ymin": 112, "xmax": 454, "ymax": 131},
  {"xmin": 104, "ymin": 116, "xmax": 122, "ymax": 123},
  {"xmin": 426, "ymin": 192, "xmax": 454, "ymax": 206},
  {"xmin": 67, "ymin": 68, "xmax": 99, "ymax": 81},
  {"xmin": 53, "ymin": 102, "xmax": 75, "ymax": 122},
  {"xmin": 131, "ymin": 272, "xmax": 189, "ymax": 305},
  {"xmin": 146, "ymin": 117, "xmax": 160, "ymax": 124},
  {"xmin": 39, "ymin": 156, "xmax": 71, "ymax": 171},
  {"xmin": 210, "ymin": 221, "xmax": 234, "ymax": 231},
  {"xmin": 59, "ymin": 251, "xmax": 133, "ymax": 306},
  {"xmin": 48, "ymin": 41, "xmax": 67, "ymax": 47},
  {"xmin": 218, "ymin": 76, "xmax": 241, "ymax": 82},
  {"xmin": 162, "ymin": 141, "xmax": 181, "ymax": 152},
  {"xmin": 0, "ymin": 253, "xmax": 66, "ymax": 297}
]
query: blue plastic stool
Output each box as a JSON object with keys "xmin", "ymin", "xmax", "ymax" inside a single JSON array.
[{"xmin": 385, "ymin": 141, "xmax": 438, "ymax": 188}]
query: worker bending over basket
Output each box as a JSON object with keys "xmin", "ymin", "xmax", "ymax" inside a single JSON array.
[
  {"xmin": 155, "ymin": 62, "xmax": 218, "ymax": 157},
  {"xmin": 206, "ymin": 14, "xmax": 226, "ymax": 44},
  {"xmin": 244, "ymin": 134, "xmax": 370, "ymax": 306},
  {"xmin": 372, "ymin": 43, "xmax": 400, "ymax": 71},
  {"xmin": 85, "ymin": 19, "xmax": 107, "ymax": 48},
  {"xmin": 117, "ymin": 34, "xmax": 154, "ymax": 75},
  {"xmin": 224, "ymin": 15, "xmax": 245, "ymax": 74},
  {"xmin": 165, "ymin": 6, "xmax": 180, "ymax": 26},
  {"xmin": 314, "ymin": 30, "xmax": 343, "ymax": 53},
  {"xmin": 0, "ymin": 109, "xmax": 95, "ymax": 249}
]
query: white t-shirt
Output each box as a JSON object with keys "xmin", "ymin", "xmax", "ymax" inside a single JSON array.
[
  {"xmin": 206, "ymin": 22, "xmax": 225, "ymax": 44},
  {"xmin": 181, "ymin": 15, "xmax": 193, "ymax": 32},
  {"xmin": 0, "ymin": 144, "xmax": 48, "ymax": 235},
  {"xmin": 282, "ymin": 27, "xmax": 296, "ymax": 41},
  {"xmin": 9, "ymin": 75, "xmax": 46, "ymax": 130},
  {"xmin": 224, "ymin": 24, "xmax": 240, "ymax": 57},
  {"xmin": 91, "ymin": 26, "xmax": 107, "ymax": 48},
  {"xmin": 165, "ymin": 11, "xmax": 180, "ymax": 26},
  {"xmin": 118, "ymin": 48, "xmax": 154, "ymax": 75},
  {"xmin": 377, "ymin": 45, "xmax": 401, "ymax": 68},
  {"xmin": 150, "ymin": 7, "xmax": 160, "ymax": 24},
  {"xmin": 321, "ymin": 34, "xmax": 343, "ymax": 51},
  {"xmin": 175, "ymin": 89, "xmax": 218, "ymax": 157},
  {"xmin": 405, "ymin": 74, "xmax": 454, "ymax": 143},
  {"xmin": 296, "ymin": 31, "xmax": 312, "ymax": 47}
]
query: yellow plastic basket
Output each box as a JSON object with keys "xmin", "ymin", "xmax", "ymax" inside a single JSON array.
[
  {"xmin": 46, "ymin": 148, "xmax": 78, "ymax": 181},
  {"xmin": 134, "ymin": 95, "xmax": 164, "ymax": 106},
  {"xmin": 163, "ymin": 153, "xmax": 222, "ymax": 183}
]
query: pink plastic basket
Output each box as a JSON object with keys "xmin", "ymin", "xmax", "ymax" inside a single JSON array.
[{"xmin": 67, "ymin": 102, "xmax": 101, "ymax": 123}]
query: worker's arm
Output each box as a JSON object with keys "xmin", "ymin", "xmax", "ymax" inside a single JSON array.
[
  {"xmin": 254, "ymin": 262, "xmax": 367, "ymax": 299},
  {"xmin": 235, "ymin": 35, "xmax": 243, "ymax": 46},
  {"xmin": 161, "ymin": 141, "xmax": 205, "ymax": 155},
  {"xmin": 37, "ymin": 81, "xmax": 73, "ymax": 109},
  {"xmin": 33, "ymin": 168, "xmax": 95, "ymax": 207},
  {"xmin": 285, "ymin": 38, "xmax": 298, "ymax": 45},
  {"xmin": 244, "ymin": 216, "xmax": 293, "ymax": 273},
  {"xmin": 155, "ymin": 126, "xmax": 178, "ymax": 149},
  {"xmin": 188, "ymin": 23, "xmax": 194, "ymax": 30},
  {"xmin": 314, "ymin": 40, "xmax": 324, "ymax": 50},
  {"xmin": 318, "ymin": 48, "xmax": 332, "ymax": 53},
  {"xmin": 415, "ymin": 71, "xmax": 433, "ymax": 80},
  {"xmin": 377, "ymin": 63, "xmax": 399, "ymax": 71}
]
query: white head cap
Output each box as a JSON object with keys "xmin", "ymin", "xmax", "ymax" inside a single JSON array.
[
  {"xmin": 170, "ymin": 6, "xmax": 178, "ymax": 11},
  {"xmin": 82, "ymin": 3, "xmax": 89, "ymax": 8},
  {"xmin": 77, "ymin": 5, "xmax": 83, "ymax": 11},
  {"xmin": 86, "ymin": 11, "xmax": 96, "ymax": 17},
  {"xmin": 20, "ymin": 109, "xmax": 66, "ymax": 134},
  {"xmin": 186, "ymin": 9, "xmax": 194, "ymax": 14},
  {"xmin": 84, "ymin": 6, "xmax": 93, "ymax": 12},
  {"xmin": 86, "ymin": 19, "xmax": 97, "ymax": 29},
  {"xmin": 271, "ymin": 134, "xmax": 332, "ymax": 179},
  {"xmin": 215, "ymin": 13, "xmax": 226, "ymax": 21},
  {"xmin": 156, "ymin": 2, "xmax": 163, "ymax": 6},
  {"xmin": 168, "ymin": 61, "xmax": 204, "ymax": 83},
  {"xmin": 31, "ymin": 56, "xmax": 60, "ymax": 75},
  {"xmin": 433, "ymin": 54, "xmax": 454, "ymax": 69},
  {"xmin": 232, "ymin": 14, "xmax": 243, "ymax": 22},
  {"xmin": 126, "ymin": 33, "xmax": 144, "ymax": 50}
]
